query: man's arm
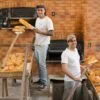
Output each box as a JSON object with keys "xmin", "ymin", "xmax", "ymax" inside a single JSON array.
[
  {"xmin": 80, "ymin": 64, "xmax": 92, "ymax": 72},
  {"xmin": 33, "ymin": 28, "xmax": 54, "ymax": 36},
  {"xmin": 62, "ymin": 63, "xmax": 81, "ymax": 81}
]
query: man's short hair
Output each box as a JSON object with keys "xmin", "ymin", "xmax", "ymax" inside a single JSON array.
[
  {"xmin": 36, "ymin": 5, "xmax": 46, "ymax": 10},
  {"xmin": 67, "ymin": 34, "xmax": 76, "ymax": 42},
  {"xmin": 36, "ymin": 5, "xmax": 46, "ymax": 15}
]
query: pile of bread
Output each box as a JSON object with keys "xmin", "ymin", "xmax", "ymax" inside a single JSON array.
[
  {"xmin": 84, "ymin": 55, "xmax": 100, "ymax": 94},
  {"xmin": 84, "ymin": 55, "xmax": 98, "ymax": 65},
  {"xmin": 88, "ymin": 69, "xmax": 100, "ymax": 84},
  {"xmin": 87, "ymin": 69, "xmax": 100, "ymax": 94},
  {"xmin": 12, "ymin": 26, "xmax": 25, "ymax": 34},
  {"xmin": 95, "ymin": 86, "xmax": 100, "ymax": 95},
  {"xmin": 0, "ymin": 53, "xmax": 25, "ymax": 72}
]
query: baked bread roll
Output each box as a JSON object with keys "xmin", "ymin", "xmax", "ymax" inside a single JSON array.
[
  {"xmin": 12, "ymin": 25, "xmax": 25, "ymax": 34},
  {"xmin": 0, "ymin": 53, "xmax": 25, "ymax": 72},
  {"xmin": 85, "ymin": 55, "xmax": 98, "ymax": 65}
]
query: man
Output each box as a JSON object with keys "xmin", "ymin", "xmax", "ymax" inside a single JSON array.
[
  {"xmin": 61, "ymin": 34, "xmax": 84, "ymax": 100},
  {"xmin": 31, "ymin": 5, "xmax": 54, "ymax": 89}
]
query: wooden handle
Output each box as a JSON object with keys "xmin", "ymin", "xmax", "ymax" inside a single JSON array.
[
  {"xmin": 19, "ymin": 18, "xmax": 34, "ymax": 29},
  {"xmin": 2, "ymin": 34, "xmax": 20, "ymax": 68}
]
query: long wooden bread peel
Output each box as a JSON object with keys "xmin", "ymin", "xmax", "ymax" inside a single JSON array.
[
  {"xmin": 1, "ymin": 26, "xmax": 25, "ymax": 69},
  {"xmin": 19, "ymin": 18, "xmax": 35, "ymax": 29}
]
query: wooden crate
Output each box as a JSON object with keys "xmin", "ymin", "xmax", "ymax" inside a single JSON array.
[{"xmin": 0, "ymin": 44, "xmax": 33, "ymax": 100}]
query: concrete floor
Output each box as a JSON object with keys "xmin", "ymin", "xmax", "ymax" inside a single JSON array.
[
  {"xmin": 0, "ymin": 79, "xmax": 21, "ymax": 98},
  {"xmin": 0, "ymin": 78, "xmax": 99, "ymax": 100},
  {"xmin": 0, "ymin": 79, "xmax": 52, "ymax": 100}
]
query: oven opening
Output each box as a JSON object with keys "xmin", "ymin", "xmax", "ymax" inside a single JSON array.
[
  {"xmin": 0, "ymin": 7, "xmax": 37, "ymax": 28},
  {"xmin": 46, "ymin": 37, "xmax": 84, "ymax": 63},
  {"xmin": 46, "ymin": 40, "xmax": 67, "ymax": 63}
]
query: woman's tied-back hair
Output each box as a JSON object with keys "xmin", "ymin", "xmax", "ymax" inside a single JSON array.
[{"xmin": 36, "ymin": 5, "xmax": 46, "ymax": 15}]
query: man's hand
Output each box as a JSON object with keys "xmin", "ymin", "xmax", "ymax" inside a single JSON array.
[
  {"xmin": 87, "ymin": 64, "xmax": 93, "ymax": 68},
  {"xmin": 33, "ymin": 28, "xmax": 41, "ymax": 33},
  {"xmin": 81, "ymin": 64, "xmax": 93, "ymax": 71},
  {"xmin": 32, "ymin": 28, "xmax": 53, "ymax": 36},
  {"xmin": 81, "ymin": 65, "xmax": 86, "ymax": 70},
  {"xmin": 74, "ymin": 77, "xmax": 82, "ymax": 82}
]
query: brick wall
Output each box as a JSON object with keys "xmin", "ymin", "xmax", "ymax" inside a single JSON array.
[
  {"xmin": 83, "ymin": 0, "xmax": 100, "ymax": 60},
  {"xmin": 0, "ymin": 0, "xmax": 100, "ymax": 60}
]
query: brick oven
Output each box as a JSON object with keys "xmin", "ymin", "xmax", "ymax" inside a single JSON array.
[
  {"xmin": 0, "ymin": 0, "xmax": 99, "ymax": 99},
  {"xmin": 0, "ymin": 0, "xmax": 99, "ymax": 59},
  {"xmin": 0, "ymin": 0, "xmax": 99, "ymax": 76}
]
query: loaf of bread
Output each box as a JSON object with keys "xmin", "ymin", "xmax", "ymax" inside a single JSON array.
[
  {"xmin": 85, "ymin": 55, "xmax": 98, "ymax": 65},
  {"xmin": 0, "ymin": 53, "xmax": 25, "ymax": 72},
  {"xmin": 19, "ymin": 18, "xmax": 34, "ymax": 29},
  {"xmin": 87, "ymin": 69, "xmax": 100, "ymax": 84},
  {"xmin": 95, "ymin": 86, "xmax": 100, "ymax": 94},
  {"xmin": 12, "ymin": 25, "xmax": 25, "ymax": 33}
]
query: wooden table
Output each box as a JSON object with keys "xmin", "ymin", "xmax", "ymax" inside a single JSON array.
[
  {"xmin": 0, "ymin": 45, "xmax": 33, "ymax": 100},
  {"xmin": 0, "ymin": 72, "xmax": 22, "ymax": 97}
]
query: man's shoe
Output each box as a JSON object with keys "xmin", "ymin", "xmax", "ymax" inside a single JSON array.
[
  {"xmin": 34, "ymin": 80, "xmax": 42, "ymax": 85},
  {"xmin": 30, "ymin": 80, "xmax": 43, "ymax": 88},
  {"xmin": 37, "ymin": 84, "xmax": 48, "ymax": 90}
]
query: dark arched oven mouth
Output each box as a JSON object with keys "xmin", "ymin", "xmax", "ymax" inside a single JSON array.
[{"xmin": 0, "ymin": 7, "xmax": 37, "ymax": 28}]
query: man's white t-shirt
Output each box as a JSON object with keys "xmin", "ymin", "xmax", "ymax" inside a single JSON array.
[
  {"xmin": 34, "ymin": 16, "xmax": 54, "ymax": 46},
  {"xmin": 61, "ymin": 48, "xmax": 81, "ymax": 81}
]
